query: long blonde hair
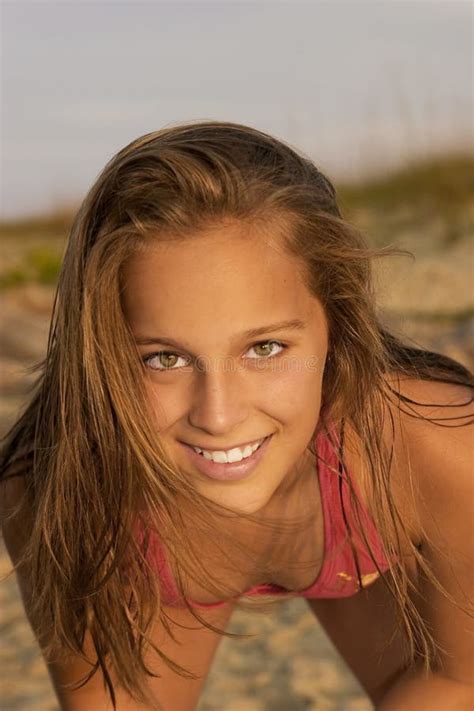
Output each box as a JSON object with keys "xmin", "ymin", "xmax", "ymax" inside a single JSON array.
[{"xmin": 1, "ymin": 120, "xmax": 472, "ymax": 708}]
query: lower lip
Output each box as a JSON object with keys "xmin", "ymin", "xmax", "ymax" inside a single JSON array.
[{"xmin": 180, "ymin": 435, "xmax": 273, "ymax": 481}]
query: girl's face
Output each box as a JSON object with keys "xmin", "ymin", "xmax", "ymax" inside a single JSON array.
[{"xmin": 122, "ymin": 222, "xmax": 329, "ymax": 515}]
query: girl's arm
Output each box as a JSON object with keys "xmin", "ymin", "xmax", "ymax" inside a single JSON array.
[
  {"xmin": 377, "ymin": 381, "xmax": 474, "ymax": 710},
  {"xmin": 45, "ymin": 600, "xmax": 235, "ymax": 711},
  {"xmin": 1, "ymin": 474, "xmax": 235, "ymax": 710}
]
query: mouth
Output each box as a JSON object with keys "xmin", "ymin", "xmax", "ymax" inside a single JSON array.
[
  {"xmin": 180, "ymin": 436, "xmax": 268, "ymax": 453},
  {"xmin": 179, "ymin": 434, "xmax": 273, "ymax": 482}
]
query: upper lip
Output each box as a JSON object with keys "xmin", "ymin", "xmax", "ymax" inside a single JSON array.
[{"xmin": 181, "ymin": 435, "xmax": 270, "ymax": 452}]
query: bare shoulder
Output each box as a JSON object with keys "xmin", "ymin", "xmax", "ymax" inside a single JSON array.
[
  {"xmin": 382, "ymin": 374, "xmax": 473, "ymax": 541},
  {"xmin": 342, "ymin": 374, "xmax": 473, "ymax": 547},
  {"xmin": 384, "ymin": 373, "xmax": 473, "ymax": 425},
  {"xmin": 383, "ymin": 374, "xmax": 473, "ymax": 473}
]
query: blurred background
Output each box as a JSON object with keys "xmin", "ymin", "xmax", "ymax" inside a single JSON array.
[{"xmin": 1, "ymin": 1, "xmax": 472, "ymax": 709}]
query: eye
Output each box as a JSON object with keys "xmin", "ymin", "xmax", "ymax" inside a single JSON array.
[
  {"xmin": 142, "ymin": 340, "xmax": 288, "ymax": 373},
  {"xmin": 246, "ymin": 340, "xmax": 287, "ymax": 359},
  {"xmin": 142, "ymin": 351, "xmax": 190, "ymax": 371}
]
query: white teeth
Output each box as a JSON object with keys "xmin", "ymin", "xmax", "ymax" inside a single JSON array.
[{"xmin": 192, "ymin": 438, "xmax": 264, "ymax": 463}]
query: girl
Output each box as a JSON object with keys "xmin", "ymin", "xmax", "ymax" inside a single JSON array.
[{"xmin": 1, "ymin": 121, "xmax": 472, "ymax": 711}]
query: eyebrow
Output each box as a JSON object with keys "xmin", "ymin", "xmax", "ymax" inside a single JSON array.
[{"xmin": 135, "ymin": 319, "xmax": 307, "ymax": 349}]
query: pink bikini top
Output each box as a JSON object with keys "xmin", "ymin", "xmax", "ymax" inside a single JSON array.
[{"xmin": 134, "ymin": 423, "xmax": 391, "ymax": 609}]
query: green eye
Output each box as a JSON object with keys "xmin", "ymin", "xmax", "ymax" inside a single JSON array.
[
  {"xmin": 248, "ymin": 340, "xmax": 286, "ymax": 358},
  {"xmin": 142, "ymin": 340, "xmax": 287, "ymax": 373},
  {"xmin": 159, "ymin": 353, "xmax": 179, "ymax": 368},
  {"xmin": 143, "ymin": 352, "xmax": 188, "ymax": 371}
]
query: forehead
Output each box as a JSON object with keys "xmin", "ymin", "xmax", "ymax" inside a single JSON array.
[{"xmin": 121, "ymin": 223, "xmax": 323, "ymax": 334}]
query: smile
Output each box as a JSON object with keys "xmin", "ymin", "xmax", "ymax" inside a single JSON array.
[
  {"xmin": 180, "ymin": 435, "xmax": 273, "ymax": 482},
  {"xmin": 190, "ymin": 438, "xmax": 266, "ymax": 463}
]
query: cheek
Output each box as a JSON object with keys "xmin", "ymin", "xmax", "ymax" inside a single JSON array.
[
  {"xmin": 261, "ymin": 361, "xmax": 324, "ymax": 398},
  {"xmin": 144, "ymin": 382, "xmax": 182, "ymax": 431},
  {"xmin": 257, "ymin": 368, "xmax": 324, "ymax": 421}
]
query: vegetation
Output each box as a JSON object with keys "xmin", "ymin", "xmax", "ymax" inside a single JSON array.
[
  {"xmin": 0, "ymin": 246, "xmax": 64, "ymax": 288},
  {"xmin": 337, "ymin": 153, "xmax": 474, "ymax": 249}
]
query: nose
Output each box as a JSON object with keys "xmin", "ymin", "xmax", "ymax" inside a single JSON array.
[{"xmin": 187, "ymin": 361, "xmax": 249, "ymax": 436}]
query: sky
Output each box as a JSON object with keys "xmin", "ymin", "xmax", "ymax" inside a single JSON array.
[{"xmin": 1, "ymin": 0, "xmax": 472, "ymax": 219}]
